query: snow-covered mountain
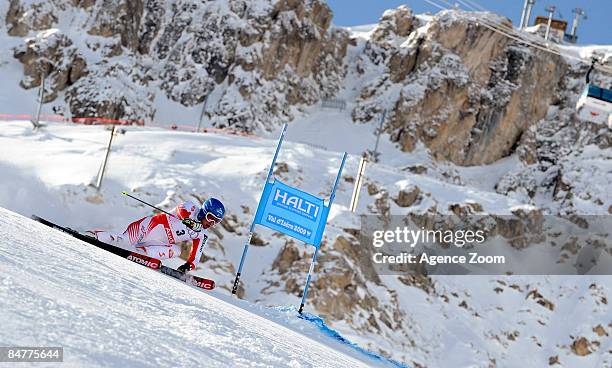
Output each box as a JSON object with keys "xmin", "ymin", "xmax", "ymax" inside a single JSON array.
[{"xmin": 1, "ymin": 1, "xmax": 611, "ymax": 367}]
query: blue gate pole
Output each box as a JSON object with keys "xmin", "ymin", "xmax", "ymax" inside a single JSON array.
[
  {"xmin": 298, "ymin": 152, "xmax": 347, "ymax": 313},
  {"xmin": 232, "ymin": 124, "xmax": 288, "ymax": 295},
  {"xmin": 298, "ymin": 248, "xmax": 319, "ymax": 314},
  {"xmin": 329, "ymin": 152, "xmax": 347, "ymax": 205}
]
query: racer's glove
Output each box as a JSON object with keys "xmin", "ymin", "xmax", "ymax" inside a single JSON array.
[
  {"xmin": 177, "ymin": 262, "xmax": 195, "ymax": 273},
  {"xmin": 182, "ymin": 218, "xmax": 203, "ymax": 232}
]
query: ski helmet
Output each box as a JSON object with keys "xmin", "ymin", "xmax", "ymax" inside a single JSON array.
[{"xmin": 197, "ymin": 198, "xmax": 225, "ymax": 223}]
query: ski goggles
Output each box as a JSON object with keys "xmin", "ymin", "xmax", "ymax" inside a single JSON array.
[{"xmin": 196, "ymin": 209, "xmax": 222, "ymax": 225}]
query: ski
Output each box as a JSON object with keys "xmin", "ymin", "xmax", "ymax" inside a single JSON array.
[{"xmin": 32, "ymin": 215, "xmax": 215, "ymax": 291}]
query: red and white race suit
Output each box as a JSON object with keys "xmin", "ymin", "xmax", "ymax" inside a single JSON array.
[{"xmin": 94, "ymin": 201, "xmax": 208, "ymax": 269}]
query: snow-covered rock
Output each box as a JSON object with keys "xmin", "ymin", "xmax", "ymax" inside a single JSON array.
[
  {"xmin": 353, "ymin": 9, "xmax": 566, "ymax": 166},
  {"xmin": 6, "ymin": 0, "xmax": 348, "ymax": 129}
]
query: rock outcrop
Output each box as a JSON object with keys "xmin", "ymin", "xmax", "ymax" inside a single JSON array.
[
  {"xmin": 353, "ymin": 9, "xmax": 565, "ymax": 166},
  {"xmin": 265, "ymin": 234, "xmax": 406, "ymax": 355},
  {"xmin": 7, "ymin": 0, "xmax": 348, "ymax": 129},
  {"xmin": 13, "ymin": 30, "xmax": 87, "ymax": 102},
  {"xmin": 6, "ymin": 2, "xmax": 580, "ymax": 157}
]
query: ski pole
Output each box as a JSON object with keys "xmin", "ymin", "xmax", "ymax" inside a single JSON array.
[{"xmin": 121, "ymin": 191, "xmax": 175, "ymax": 217}]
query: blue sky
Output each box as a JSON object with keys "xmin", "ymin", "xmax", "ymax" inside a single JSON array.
[{"xmin": 326, "ymin": 1, "xmax": 611, "ymax": 45}]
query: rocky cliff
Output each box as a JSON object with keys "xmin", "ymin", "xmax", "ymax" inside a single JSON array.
[
  {"xmin": 8, "ymin": 1, "xmax": 606, "ymax": 161},
  {"xmin": 352, "ymin": 8, "xmax": 569, "ymax": 166},
  {"xmin": 9, "ymin": 1, "xmax": 604, "ymax": 166},
  {"xmin": 6, "ymin": 0, "xmax": 348, "ymax": 130}
]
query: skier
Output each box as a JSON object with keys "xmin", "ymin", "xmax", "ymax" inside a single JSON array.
[{"xmin": 90, "ymin": 198, "xmax": 225, "ymax": 272}]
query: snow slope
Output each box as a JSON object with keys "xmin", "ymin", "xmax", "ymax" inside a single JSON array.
[
  {"xmin": 1, "ymin": 120, "xmax": 610, "ymax": 367},
  {"xmin": 0, "ymin": 206, "xmax": 404, "ymax": 368}
]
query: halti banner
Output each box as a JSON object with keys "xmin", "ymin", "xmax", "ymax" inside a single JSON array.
[
  {"xmin": 253, "ymin": 179, "xmax": 329, "ymax": 247},
  {"xmin": 231, "ymin": 123, "xmax": 347, "ymax": 313}
]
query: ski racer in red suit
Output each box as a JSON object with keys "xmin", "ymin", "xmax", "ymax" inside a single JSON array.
[{"xmin": 91, "ymin": 198, "xmax": 225, "ymax": 272}]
